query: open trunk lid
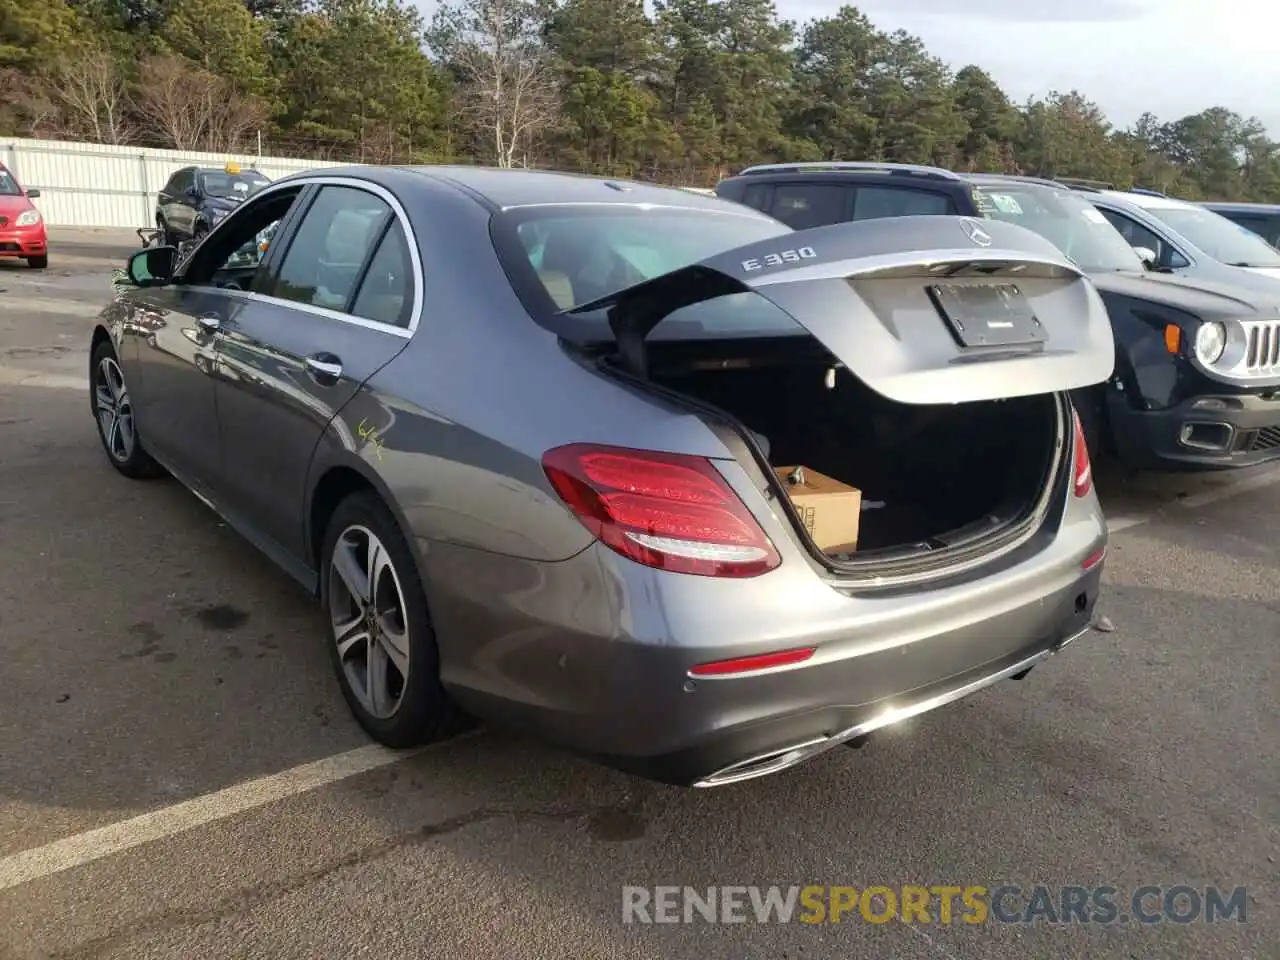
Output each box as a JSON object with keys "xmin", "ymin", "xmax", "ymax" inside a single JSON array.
[{"xmin": 554, "ymin": 215, "xmax": 1115, "ymax": 405}]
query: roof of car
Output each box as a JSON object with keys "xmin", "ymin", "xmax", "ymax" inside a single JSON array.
[
  {"xmin": 1093, "ymin": 189, "xmax": 1195, "ymax": 211},
  {"xmin": 961, "ymin": 173, "xmax": 1065, "ymax": 189},
  {"xmin": 1201, "ymin": 201, "xmax": 1280, "ymax": 213},
  {"xmin": 403, "ymin": 165, "xmax": 764, "ymax": 214}
]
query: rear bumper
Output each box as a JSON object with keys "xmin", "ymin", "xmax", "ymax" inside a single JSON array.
[
  {"xmin": 427, "ymin": 488, "xmax": 1108, "ymax": 787},
  {"xmin": 0, "ymin": 228, "xmax": 47, "ymax": 258},
  {"xmin": 1108, "ymin": 391, "xmax": 1280, "ymax": 470}
]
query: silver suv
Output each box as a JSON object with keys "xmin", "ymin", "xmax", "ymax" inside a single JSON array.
[{"xmin": 1067, "ymin": 184, "xmax": 1280, "ymax": 293}]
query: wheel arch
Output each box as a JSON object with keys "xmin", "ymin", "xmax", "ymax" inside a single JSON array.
[
  {"xmin": 305, "ymin": 453, "xmax": 430, "ymax": 600},
  {"xmin": 90, "ymin": 323, "xmax": 113, "ymax": 356}
]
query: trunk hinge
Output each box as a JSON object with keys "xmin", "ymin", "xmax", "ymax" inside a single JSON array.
[{"xmin": 607, "ymin": 302, "xmax": 649, "ymax": 379}]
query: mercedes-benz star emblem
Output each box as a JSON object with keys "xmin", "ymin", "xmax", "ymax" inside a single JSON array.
[{"xmin": 960, "ymin": 218, "xmax": 992, "ymax": 247}]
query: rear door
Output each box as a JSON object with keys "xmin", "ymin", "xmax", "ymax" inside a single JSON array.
[
  {"xmin": 210, "ymin": 180, "xmax": 419, "ymax": 560},
  {"xmin": 562, "ymin": 215, "xmax": 1116, "ymax": 405}
]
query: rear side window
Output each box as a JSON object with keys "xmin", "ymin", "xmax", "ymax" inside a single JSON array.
[
  {"xmin": 349, "ymin": 221, "xmax": 414, "ymax": 329},
  {"xmin": 768, "ymin": 184, "xmax": 851, "ymax": 230},
  {"xmin": 741, "ymin": 183, "xmax": 771, "ymax": 212},
  {"xmin": 271, "ymin": 186, "xmax": 391, "ymax": 311},
  {"xmin": 852, "ymin": 186, "xmax": 953, "ymax": 220}
]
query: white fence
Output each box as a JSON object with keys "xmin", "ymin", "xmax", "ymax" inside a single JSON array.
[{"xmin": 1, "ymin": 138, "xmax": 346, "ymax": 229}]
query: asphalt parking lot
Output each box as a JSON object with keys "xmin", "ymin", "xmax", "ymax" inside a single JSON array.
[{"xmin": 0, "ymin": 229, "xmax": 1276, "ymax": 960}]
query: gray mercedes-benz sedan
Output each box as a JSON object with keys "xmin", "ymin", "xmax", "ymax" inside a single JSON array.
[{"xmin": 91, "ymin": 166, "xmax": 1112, "ymax": 787}]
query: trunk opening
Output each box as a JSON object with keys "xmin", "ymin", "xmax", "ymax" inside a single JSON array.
[{"xmin": 633, "ymin": 335, "xmax": 1065, "ymax": 574}]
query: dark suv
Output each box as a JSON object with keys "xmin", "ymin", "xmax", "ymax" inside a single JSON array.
[
  {"xmin": 717, "ymin": 163, "xmax": 1280, "ymax": 471},
  {"xmin": 156, "ymin": 164, "xmax": 271, "ymax": 247}
]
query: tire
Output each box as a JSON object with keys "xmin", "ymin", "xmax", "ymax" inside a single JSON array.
[
  {"xmin": 26, "ymin": 255, "xmax": 47, "ymax": 269},
  {"xmin": 320, "ymin": 492, "xmax": 463, "ymax": 748},
  {"xmin": 89, "ymin": 340, "xmax": 164, "ymax": 479}
]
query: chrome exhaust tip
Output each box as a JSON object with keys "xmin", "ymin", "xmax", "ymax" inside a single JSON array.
[{"xmin": 693, "ymin": 736, "xmax": 833, "ymax": 788}]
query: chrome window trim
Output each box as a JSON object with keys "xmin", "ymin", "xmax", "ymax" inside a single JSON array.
[{"xmin": 183, "ymin": 175, "xmax": 424, "ymax": 338}]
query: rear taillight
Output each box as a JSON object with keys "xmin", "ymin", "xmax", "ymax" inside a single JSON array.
[
  {"xmin": 542, "ymin": 443, "xmax": 781, "ymax": 578},
  {"xmin": 1072, "ymin": 410, "xmax": 1093, "ymax": 498}
]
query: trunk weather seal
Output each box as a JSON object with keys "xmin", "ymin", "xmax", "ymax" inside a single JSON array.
[{"xmin": 594, "ymin": 352, "xmax": 1069, "ymax": 592}]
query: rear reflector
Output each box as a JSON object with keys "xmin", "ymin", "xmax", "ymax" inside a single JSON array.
[
  {"xmin": 1082, "ymin": 546, "xmax": 1106, "ymax": 570},
  {"xmin": 689, "ymin": 646, "xmax": 816, "ymax": 677},
  {"xmin": 1071, "ymin": 409, "xmax": 1093, "ymax": 498},
  {"xmin": 542, "ymin": 443, "xmax": 781, "ymax": 578}
]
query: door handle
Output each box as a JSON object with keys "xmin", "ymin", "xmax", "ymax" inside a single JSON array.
[
  {"xmin": 196, "ymin": 314, "xmax": 221, "ymax": 333},
  {"xmin": 305, "ymin": 355, "xmax": 343, "ymax": 380}
]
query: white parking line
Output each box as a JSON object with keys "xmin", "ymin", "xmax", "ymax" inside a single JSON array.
[{"xmin": 0, "ymin": 744, "xmax": 424, "ymax": 893}]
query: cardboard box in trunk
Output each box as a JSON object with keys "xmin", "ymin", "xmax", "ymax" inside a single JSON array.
[{"xmin": 773, "ymin": 465, "xmax": 861, "ymax": 552}]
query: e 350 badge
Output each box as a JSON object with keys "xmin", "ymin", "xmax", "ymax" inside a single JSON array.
[{"xmin": 741, "ymin": 246, "xmax": 818, "ymax": 272}]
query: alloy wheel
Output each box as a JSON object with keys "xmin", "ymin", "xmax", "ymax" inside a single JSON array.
[
  {"xmin": 328, "ymin": 525, "xmax": 411, "ymax": 719},
  {"xmin": 94, "ymin": 357, "xmax": 135, "ymax": 463}
]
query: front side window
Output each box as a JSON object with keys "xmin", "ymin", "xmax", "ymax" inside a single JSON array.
[
  {"xmin": 495, "ymin": 205, "xmax": 799, "ymax": 342},
  {"xmin": 1097, "ymin": 208, "xmax": 1190, "ymax": 269},
  {"xmin": 271, "ymin": 186, "xmax": 391, "ymax": 311},
  {"xmin": 973, "ymin": 185, "xmax": 1145, "ymax": 272},
  {"xmin": 768, "ymin": 184, "xmax": 851, "ymax": 230},
  {"xmin": 182, "ymin": 188, "xmax": 302, "ymax": 286},
  {"xmin": 1146, "ymin": 204, "xmax": 1280, "ymax": 267},
  {"xmin": 0, "ymin": 170, "xmax": 24, "ymax": 196}
]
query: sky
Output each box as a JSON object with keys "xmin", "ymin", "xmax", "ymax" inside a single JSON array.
[
  {"xmin": 838, "ymin": 0, "xmax": 1280, "ymax": 135},
  {"xmin": 417, "ymin": 0, "xmax": 1280, "ymax": 137}
]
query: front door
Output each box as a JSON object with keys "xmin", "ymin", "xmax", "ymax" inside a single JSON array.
[
  {"xmin": 139, "ymin": 184, "xmax": 309, "ymax": 490},
  {"xmin": 127, "ymin": 283, "xmax": 224, "ymax": 486},
  {"xmin": 211, "ymin": 182, "xmax": 418, "ymax": 561}
]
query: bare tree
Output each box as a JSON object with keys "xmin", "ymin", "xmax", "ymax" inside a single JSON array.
[
  {"xmin": 45, "ymin": 47, "xmax": 134, "ymax": 144},
  {"xmin": 134, "ymin": 55, "xmax": 266, "ymax": 152},
  {"xmin": 430, "ymin": 0, "xmax": 559, "ymax": 168},
  {"xmin": 201, "ymin": 78, "xmax": 268, "ymax": 152},
  {"xmin": 134, "ymin": 56, "xmax": 209, "ymax": 149}
]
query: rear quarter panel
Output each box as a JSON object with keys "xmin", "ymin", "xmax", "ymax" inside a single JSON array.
[{"xmin": 321, "ymin": 178, "xmax": 739, "ymax": 564}]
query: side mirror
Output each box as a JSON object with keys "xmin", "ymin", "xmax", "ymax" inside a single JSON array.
[
  {"xmin": 1133, "ymin": 246, "xmax": 1157, "ymax": 269},
  {"xmin": 185, "ymin": 186, "xmax": 201, "ymax": 201},
  {"xmin": 126, "ymin": 246, "xmax": 178, "ymax": 287},
  {"xmin": 25, "ymin": 188, "xmax": 40, "ymax": 199}
]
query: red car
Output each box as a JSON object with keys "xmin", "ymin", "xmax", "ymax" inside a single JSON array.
[{"xmin": 0, "ymin": 163, "xmax": 47, "ymax": 269}]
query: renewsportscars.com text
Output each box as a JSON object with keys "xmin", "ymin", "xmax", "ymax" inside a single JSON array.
[{"xmin": 621, "ymin": 885, "xmax": 1248, "ymax": 926}]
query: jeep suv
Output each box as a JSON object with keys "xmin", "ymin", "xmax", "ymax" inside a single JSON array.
[{"xmin": 717, "ymin": 163, "xmax": 1280, "ymax": 470}]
